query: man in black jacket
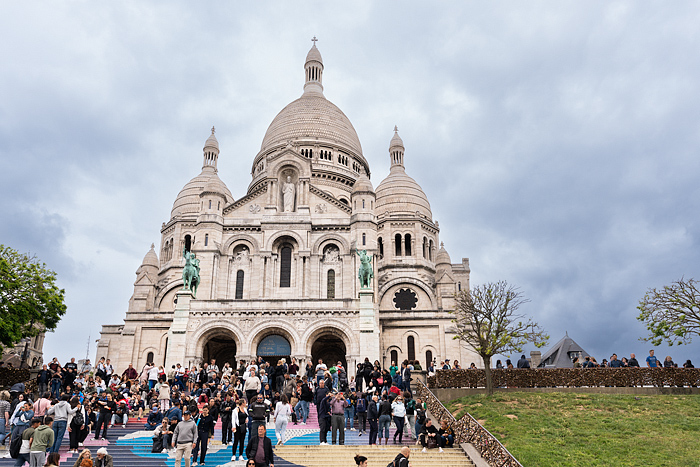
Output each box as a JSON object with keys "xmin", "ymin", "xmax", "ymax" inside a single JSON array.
[
  {"xmin": 246, "ymin": 425, "xmax": 274, "ymax": 467},
  {"xmin": 317, "ymin": 392, "xmax": 332, "ymax": 445},
  {"xmin": 391, "ymin": 446, "xmax": 411, "ymax": 467},
  {"xmin": 248, "ymin": 394, "xmax": 267, "ymax": 435},
  {"xmin": 367, "ymin": 394, "xmax": 379, "ymax": 446},
  {"xmin": 219, "ymin": 394, "xmax": 235, "ymax": 445},
  {"xmin": 419, "ymin": 419, "xmax": 442, "ymax": 453},
  {"xmin": 193, "ymin": 406, "xmax": 214, "ymax": 466}
]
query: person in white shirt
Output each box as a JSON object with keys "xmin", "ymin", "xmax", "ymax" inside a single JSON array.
[{"xmin": 273, "ymin": 394, "xmax": 292, "ymax": 445}]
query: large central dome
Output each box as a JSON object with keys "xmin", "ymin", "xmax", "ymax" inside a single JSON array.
[{"xmin": 260, "ymin": 94, "xmax": 363, "ymax": 156}]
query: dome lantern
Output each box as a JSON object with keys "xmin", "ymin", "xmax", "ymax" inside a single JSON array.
[
  {"xmin": 203, "ymin": 126, "xmax": 219, "ymax": 172},
  {"xmin": 304, "ymin": 37, "xmax": 324, "ymax": 96},
  {"xmin": 389, "ymin": 125, "xmax": 405, "ymax": 169}
]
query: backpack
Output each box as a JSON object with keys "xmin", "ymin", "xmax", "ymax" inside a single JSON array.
[
  {"xmin": 356, "ymin": 397, "xmax": 367, "ymax": 413},
  {"xmin": 73, "ymin": 410, "xmax": 85, "ymax": 426},
  {"xmin": 9, "ymin": 435, "xmax": 22, "ymax": 459}
]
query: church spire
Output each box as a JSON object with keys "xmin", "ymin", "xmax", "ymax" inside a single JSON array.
[
  {"xmin": 202, "ymin": 126, "xmax": 219, "ymax": 172},
  {"xmin": 389, "ymin": 125, "xmax": 405, "ymax": 170},
  {"xmin": 303, "ymin": 36, "xmax": 324, "ymax": 96}
]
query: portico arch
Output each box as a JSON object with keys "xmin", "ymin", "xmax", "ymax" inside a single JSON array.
[
  {"xmin": 189, "ymin": 323, "xmax": 244, "ymax": 367},
  {"xmin": 303, "ymin": 322, "xmax": 357, "ymax": 373}
]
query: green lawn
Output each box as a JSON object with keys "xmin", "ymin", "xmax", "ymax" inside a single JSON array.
[{"xmin": 445, "ymin": 392, "xmax": 700, "ymax": 467}]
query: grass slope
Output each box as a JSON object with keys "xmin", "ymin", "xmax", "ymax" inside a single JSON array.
[{"xmin": 445, "ymin": 392, "xmax": 700, "ymax": 467}]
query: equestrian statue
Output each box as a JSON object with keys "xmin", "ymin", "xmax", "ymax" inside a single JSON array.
[
  {"xmin": 357, "ymin": 249, "xmax": 374, "ymax": 289},
  {"xmin": 182, "ymin": 246, "xmax": 200, "ymax": 298}
]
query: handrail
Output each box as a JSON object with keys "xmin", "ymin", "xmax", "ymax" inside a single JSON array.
[{"xmin": 417, "ymin": 380, "xmax": 523, "ymax": 467}]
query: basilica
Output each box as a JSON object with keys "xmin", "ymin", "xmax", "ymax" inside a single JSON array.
[{"xmin": 97, "ymin": 42, "xmax": 478, "ymax": 375}]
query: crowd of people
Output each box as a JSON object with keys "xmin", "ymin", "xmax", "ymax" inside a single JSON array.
[{"xmin": 1, "ymin": 355, "xmax": 454, "ymax": 467}]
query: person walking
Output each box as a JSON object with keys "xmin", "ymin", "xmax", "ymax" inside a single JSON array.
[
  {"xmin": 367, "ymin": 394, "xmax": 379, "ymax": 446},
  {"xmin": 231, "ymin": 399, "xmax": 248, "ymax": 462},
  {"xmin": 192, "ymin": 406, "xmax": 213, "ymax": 466},
  {"xmin": 245, "ymin": 425, "xmax": 274, "ymax": 467},
  {"xmin": 377, "ymin": 394, "xmax": 392, "ymax": 445},
  {"xmin": 29, "ymin": 416, "xmax": 55, "ymax": 467},
  {"xmin": 47, "ymin": 395, "xmax": 79, "ymax": 452},
  {"xmin": 172, "ymin": 410, "xmax": 198, "ymax": 467},
  {"xmin": 273, "ymin": 395, "xmax": 292, "ymax": 445},
  {"xmin": 391, "ymin": 394, "xmax": 406, "ymax": 444}
]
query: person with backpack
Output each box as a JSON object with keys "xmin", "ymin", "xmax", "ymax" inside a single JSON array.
[
  {"xmin": 355, "ymin": 392, "xmax": 368, "ymax": 435},
  {"xmin": 11, "ymin": 417, "xmax": 40, "ymax": 465},
  {"xmin": 68, "ymin": 396, "xmax": 88, "ymax": 453},
  {"xmin": 389, "ymin": 446, "xmax": 411, "ymax": 467},
  {"xmin": 29, "ymin": 416, "xmax": 55, "ymax": 467},
  {"xmin": 414, "ymin": 397, "xmax": 426, "ymax": 441},
  {"xmin": 403, "ymin": 392, "xmax": 415, "ymax": 439}
]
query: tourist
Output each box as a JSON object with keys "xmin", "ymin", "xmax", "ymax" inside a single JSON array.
[
  {"xmin": 231, "ymin": 399, "xmax": 248, "ymax": 462},
  {"xmin": 68, "ymin": 397, "xmax": 88, "ymax": 453},
  {"xmin": 419, "ymin": 419, "xmax": 442, "ymax": 453},
  {"xmin": 683, "ymin": 360, "xmax": 694, "ymax": 368},
  {"xmin": 391, "ymin": 394, "xmax": 406, "ymax": 444},
  {"xmin": 377, "ymin": 394, "xmax": 392, "ymax": 446},
  {"xmin": 29, "ymin": 416, "xmax": 54, "ymax": 467},
  {"xmin": 273, "ymin": 394, "xmax": 292, "ymax": 445},
  {"xmin": 36, "ymin": 366, "xmax": 51, "ymax": 396},
  {"xmin": 620, "ymin": 357, "xmax": 629, "ymax": 367},
  {"xmin": 94, "ymin": 448, "xmax": 113, "ymax": 467},
  {"xmin": 72, "ymin": 449, "xmax": 92, "ymax": 467},
  {"xmin": 367, "ymin": 394, "xmax": 379, "ymax": 445},
  {"xmin": 172, "ymin": 410, "xmax": 197, "ymax": 467},
  {"xmin": 15, "ymin": 417, "xmax": 40, "ymax": 467},
  {"xmin": 93, "ymin": 393, "xmax": 116, "ymax": 441},
  {"xmin": 192, "ymin": 406, "xmax": 213, "ymax": 466},
  {"xmin": 345, "ymin": 389, "xmax": 357, "ymax": 431},
  {"xmin": 47, "ymin": 395, "xmax": 78, "ymax": 452},
  {"xmin": 403, "ymin": 391, "xmax": 415, "ymax": 439},
  {"xmin": 295, "ymin": 377, "xmax": 312, "ymax": 424},
  {"xmin": 646, "ymin": 350, "xmax": 661, "ymax": 368},
  {"xmin": 46, "ymin": 452, "xmax": 62, "ymax": 467},
  {"xmin": 110, "ymin": 400, "xmax": 128, "ymax": 428},
  {"xmin": 152, "ymin": 417, "xmax": 172, "ymax": 453},
  {"xmin": 354, "ymin": 454, "xmax": 368, "ymax": 467},
  {"xmin": 355, "ymin": 391, "xmax": 368, "ymax": 435},
  {"xmin": 245, "ymin": 425, "xmax": 274, "ymax": 467},
  {"xmin": 506, "ymin": 359, "xmax": 514, "ymax": 369},
  {"xmin": 144, "ymin": 405, "xmax": 162, "ymax": 430},
  {"xmin": 439, "ymin": 419, "xmax": 454, "ymax": 448},
  {"xmin": 0, "ymin": 391, "xmax": 10, "ymax": 446},
  {"xmin": 414, "ymin": 398, "xmax": 426, "ymax": 440},
  {"xmin": 219, "ymin": 393, "xmax": 234, "ymax": 445},
  {"xmin": 244, "ymin": 370, "xmax": 261, "ymax": 403},
  {"xmin": 609, "ymin": 354, "xmax": 622, "ymax": 368},
  {"xmin": 158, "ymin": 379, "xmax": 171, "ymax": 412},
  {"xmin": 517, "ymin": 355, "xmax": 530, "ymax": 369},
  {"xmin": 663, "ymin": 355, "xmax": 675, "ymax": 368},
  {"xmin": 391, "ymin": 446, "xmax": 411, "ymax": 467},
  {"xmin": 248, "ymin": 394, "xmax": 267, "ymax": 435},
  {"xmin": 453, "ymin": 360, "xmax": 461, "ymax": 370},
  {"xmin": 330, "ymin": 392, "xmax": 348, "ymax": 445},
  {"xmin": 400, "ymin": 362, "xmax": 411, "ymax": 396},
  {"xmin": 317, "ymin": 391, "xmax": 332, "ymax": 445}
]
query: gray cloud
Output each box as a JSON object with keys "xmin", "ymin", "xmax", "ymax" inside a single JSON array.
[{"xmin": 2, "ymin": 2, "xmax": 700, "ymax": 365}]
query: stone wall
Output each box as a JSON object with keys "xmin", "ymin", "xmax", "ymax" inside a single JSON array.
[
  {"xmin": 428, "ymin": 368, "xmax": 700, "ymax": 388},
  {"xmin": 416, "ymin": 381, "xmax": 522, "ymax": 467}
]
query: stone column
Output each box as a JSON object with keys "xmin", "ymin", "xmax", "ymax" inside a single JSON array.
[
  {"xmin": 359, "ymin": 288, "xmax": 380, "ymax": 364},
  {"xmin": 165, "ymin": 290, "xmax": 192, "ymax": 370}
]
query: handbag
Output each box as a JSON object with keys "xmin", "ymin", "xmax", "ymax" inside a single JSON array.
[
  {"xmin": 427, "ymin": 436, "xmax": 438, "ymax": 449},
  {"xmin": 377, "ymin": 377, "xmax": 384, "ymax": 385}
]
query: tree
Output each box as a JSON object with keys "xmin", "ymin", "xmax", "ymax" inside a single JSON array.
[
  {"xmin": 450, "ymin": 280, "xmax": 549, "ymax": 395},
  {"xmin": 637, "ymin": 277, "xmax": 700, "ymax": 346},
  {"xmin": 0, "ymin": 245, "xmax": 67, "ymax": 351}
]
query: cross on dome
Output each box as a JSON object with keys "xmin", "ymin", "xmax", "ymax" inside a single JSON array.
[
  {"xmin": 394, "ymin": 125, "xmax": 399, "ymax": 133},
  {"xmin": 211, "ymin": 126, "xmax": 215, "ymax": 134},
  {"xmin": 311, "ymin": 36, "xmax": 318, "ymax": 44}
]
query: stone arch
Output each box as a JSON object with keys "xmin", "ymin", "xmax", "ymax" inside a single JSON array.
[
  {"xmin": 155, "ymin": 281, "xmax": 184, "ymax": 310},
  {"xmin": 268, "ymin": 151, "xmax": 309, "ymax": 177},
  {"xmin": 188, "ymin": 321, "xmax": 244, "ymax": 364},
  {"xmin": 266, "ymin": 230, "xmax": 305, "ymax": 251},
  {"xmin": 378, "ymin": 277, "xmax": 438, "ymax": 309},
  {"xmin": 302, "ymin": 320, "xmax": 358, "ymax": 358},
  {"xmin": 248, "ymin": 321, "xmax": 300, "ymax": 357},
  {"xmin": 223, "ymin": 234, "xmax": 260, "ymax": 254},
  {"xmin": 401, "ymin": 329, "xmax": 420, "ymax": 362},
  {"xmin": 312, "ymin": 233, "xmax": 350, "ymax": 255}
]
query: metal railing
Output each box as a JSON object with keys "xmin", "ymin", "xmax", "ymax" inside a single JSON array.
[{"xmin": 417, "ymin": 380, "xmax": 523, "ymax": 467}]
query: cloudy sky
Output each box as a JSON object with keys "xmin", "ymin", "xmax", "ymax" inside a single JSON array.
[{"xmin": 3, "ymin": 2, "xmax": 700, "ymax": 367}]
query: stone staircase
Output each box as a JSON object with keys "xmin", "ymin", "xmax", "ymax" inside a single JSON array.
[{"xmin": 273, "ymin": 445, "xmax": 475, "ymax": 467}]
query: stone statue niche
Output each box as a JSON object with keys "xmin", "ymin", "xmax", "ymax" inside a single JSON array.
[{"xmin": 280, "ymin": 171, "xmax": 297, "ymax": 213}]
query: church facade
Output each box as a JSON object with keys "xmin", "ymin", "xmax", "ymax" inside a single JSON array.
[{"xmin": 97, "ymin": 43, "xmax": 478, "ymax": 375}]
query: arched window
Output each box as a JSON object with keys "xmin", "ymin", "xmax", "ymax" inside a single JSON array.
[
  {"xmin": 362, "ymin": 199, "xmax": 365, "ymax": 209},
  {"xmin": 405, "ymin": 234, "xmax": 412, "ymax": 256},
  {"xmin": 204, "ymin": 234, "xmax": 209, "ymax": 246},
  {"xmin": 423, "ymin": 237, "xmax": 428, "ymax": 258},
  {"xmin": 184, "ymin": 235, "xmax": 192, "ymax": 252},
  {"xmin": 429, "ymin": 240, "xmax": 434, "ymax": 261},
  {"xmin": 458, "ymin": 282, "xmax": 461, "ymax": 292},
  {"xmin": 391, "ymin": 350, "xmax": 398, "ymax": 366},
  {"xmin": 362, "ymin": 233, "xmax": 366, "ymax": 246},
  {"xmin": 407, "ymin": 336, "xmax": 416, "ymax": 361},
  {"xmin": 426, "ymin": 350, "xmax": 433, "ymax": 369},
  {"xmin": 146, "ymin": 352, "xmax": 154, "ymax": 364},
  {"xmin": 327, "ymin": 269, "xmax": 335, "ymax": 299},
  {"xmin": 395, "ymin": 233, "xmax": 402, "ymax": 256},
  {"xmin": 235, "ymin": 270, "xmax": 244, "ymax": 299},
  {"xmin": 209, "ymin": 200, "xmax": 212, "ymax": 209},
  {"xmin": 378, "ymin": 237, "xmax": 384, "ymax": 258},
  {"xmin": 280, "ymin": 244, "xmax": 292, "ymax": 287}
]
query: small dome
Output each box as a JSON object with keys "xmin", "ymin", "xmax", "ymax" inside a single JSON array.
[
  {"xmin": 142, "ymin": 244, "xmax": 159, "ymax": 269},
  {"xmin": 352, "ymin": 170, "xmax": 374, "ymax": 194},
  {"xmin": 171, "ymin": 171, "xmax": 233, "ymax": 218},
  {"xmin": 306, "ymin": 43, "xmax": 323, "ymax": 65},
  {"xmin": 375, "ymin": 168, "xmax": 432, "ymax": 219},
  {"xmin": 204, "ymin": 127, "xmax": 219, "ymax": 151},
  {"xmin": 435, "ymin": 242, "xmax": 451, "ymax": 267}
]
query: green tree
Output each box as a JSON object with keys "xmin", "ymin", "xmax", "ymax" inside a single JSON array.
[
  {"xmin": 0, "ymin": 245, "xmax": 67, "ymax": 351},
  {"xmin": 637, "ymin": 277, "xmax": 700, "ymax": 346},
  {"xmin": 451, "ymin": 280, "xmax": 549, "ymax": 395}
]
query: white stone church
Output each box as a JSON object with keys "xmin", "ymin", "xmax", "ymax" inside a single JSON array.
[{"xmin": 97, "ymin": 42, "xmax": 479, "ymax": 375}]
